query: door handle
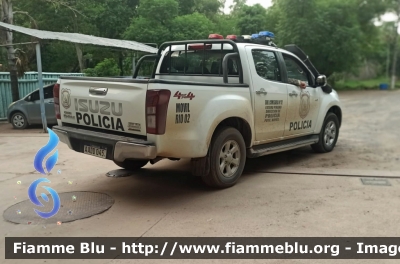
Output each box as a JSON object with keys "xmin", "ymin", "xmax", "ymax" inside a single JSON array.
[
  {"xmin": 89, "ymin": 87, "xmax": 108, "ymax": 95},
  {"xmin": 289, "ymin": 91, "xmax": 298, "ymax": 97},
  {"xmin": 256, "ymin": 88, "xmax": 268, "ymax": 95}
]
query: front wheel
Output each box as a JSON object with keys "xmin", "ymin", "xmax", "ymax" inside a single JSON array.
[
  {"xmin": 113, "ymin": 159, "xmax": 149, "ymax": 171},
  {"xmin": 201, "ymin": 127, "xmax": 246, "ymax": 188},
  {"xmin": 311, "ymin": 113, "xmax": 340, "ymax": 153},
  {"xmin": 11, "ymin": 112, "xmax": 28, "ymax": 129}
]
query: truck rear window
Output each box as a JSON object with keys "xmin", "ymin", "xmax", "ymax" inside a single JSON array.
[{"xmin": 159, "ymin": 50, "xmax": 239, "ymax": 76}]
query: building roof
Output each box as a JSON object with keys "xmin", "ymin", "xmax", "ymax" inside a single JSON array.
[{"xmin": 0, "ymin": 22, "xmax": 158, "ymax": 53}]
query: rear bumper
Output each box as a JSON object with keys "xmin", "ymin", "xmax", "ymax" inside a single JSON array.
[{"xmin": 52, "ymin": 126, "xmax": 157, "ymax": 162}]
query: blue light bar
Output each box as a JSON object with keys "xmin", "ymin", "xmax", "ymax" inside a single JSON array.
[
  {"xmin": 259, "ymin": 31, "xmax": 275, "ymax": 38},
  {"xmin": 251, "ymin": 34, "xmax": 259, "ymax": 39}
]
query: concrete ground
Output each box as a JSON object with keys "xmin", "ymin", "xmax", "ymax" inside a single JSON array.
[{"xmin": 0, "ymin": 90, "xmax": 400, "ymax": 264}]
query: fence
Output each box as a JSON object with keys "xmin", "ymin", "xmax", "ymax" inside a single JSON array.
[{"xmin": 0, "ymin": 72, "xmax": 84, "ymax": 120}]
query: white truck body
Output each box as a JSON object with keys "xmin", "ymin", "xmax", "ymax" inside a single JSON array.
[{"xmin": 53, "ymin": 39, "xmax": 342, "ymax": 188}]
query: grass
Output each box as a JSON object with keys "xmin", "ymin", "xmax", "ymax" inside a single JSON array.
[{"xmin": 334, "ymin": 77, "xmax": 400, "ymax": 90}]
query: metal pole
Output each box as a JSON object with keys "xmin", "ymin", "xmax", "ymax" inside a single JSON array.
[
  {"xmin": 132, "ymin": 56, "xmax": 136, "ymax": 76},
  {"xmin": 36, "ymin": 43, "xmax": 48, "ymax": 133}
]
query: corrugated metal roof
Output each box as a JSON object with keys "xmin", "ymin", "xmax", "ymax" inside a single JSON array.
[{"xmin": 0, "ymin": 22, "xmax": 158, "ymax": 53}]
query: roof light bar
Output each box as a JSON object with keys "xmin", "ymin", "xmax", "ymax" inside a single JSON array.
[
  {"xmin": 259, "ymin": 31, "xmax": 275, "ymax": 38},
  {"xmin": 209, "ymin": 34, "xmax": 224, "ymax": 39}
]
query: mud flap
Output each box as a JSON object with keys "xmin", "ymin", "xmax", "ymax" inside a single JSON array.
[{"xmin": 190, "ymin": 156, "xmax": 211, "ymax": 177}]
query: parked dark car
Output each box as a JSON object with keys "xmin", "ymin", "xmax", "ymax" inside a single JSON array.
[{"xmin": 7, "ymin": 84, "xmax": 57, "ymax": 129}]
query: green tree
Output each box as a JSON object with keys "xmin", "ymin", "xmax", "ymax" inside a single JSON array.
[
  {"xmin": 84, "ymin": 58, "xmax": 120, "ymax": 77},
  {"xmin": 236, "ymin": 4, "xmax": 267, "ymax": 35},
  {"xmin": 124, "ymin": 0, "xmax": 178, "ymax": 44},
  {"xmin": 138, "ymin": 0, "xmax": 178, "ymax": 25},
  {"xmin": 171, "ymin": 13, "xmax": 215, "ymax": 40},
  {"xmin": 214, "ymin": 14, "xmax": 240, "ymax": 36},
  {"xmin": 176, "ymin": 0, "xmax": 224, "ymax": 20}
]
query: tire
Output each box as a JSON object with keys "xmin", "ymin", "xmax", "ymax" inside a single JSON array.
[
  {"xmin": 113, "ymin": 159, "xmax": 149, "ymax": 171},
  {"xmin": 201, "ymin": 127, "xmax": 246, "ymax": 188},
  {"xmin": 311, "ymin": 113, "xmax": 340, "ymax": 153},
  {"xmin": 11, "ymin": 112, "xmax": 28, "ymax": 129}
]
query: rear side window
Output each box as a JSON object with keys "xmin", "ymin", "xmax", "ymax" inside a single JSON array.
[
  {"xmin": 44, "ymin": 85, "xmax": 54, "ymax": 99},
  {"xmin": 252, "ymin": 50, "xmax": 281, "ymax": 82},
  {"xmin": 30, "ymin": 91, "xmax": 39, "ymax": 101},
  {"xmin": 160, "ymin": 49, "xmax": 239, "ymax": 76},
  {"xmin": 137, "ymin": 59, "xmax": 155, "ymax": 78}
]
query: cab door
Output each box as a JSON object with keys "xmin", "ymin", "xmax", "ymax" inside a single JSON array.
[
  {"xmin": 281, "ymin": 53, "xmax": 321, "ymax": 137},
  {"xmin": 246, "ymin": 47, "xmax": 288, "ymax": 143}
]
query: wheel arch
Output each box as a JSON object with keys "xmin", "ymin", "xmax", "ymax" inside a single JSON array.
[
  {"xmin": 327, "ymin": 105, "xmax": 342, "ymax": 128},
  {"xmin": 211, "ymin": 117, "xmax": 252, "ymax": 148}
]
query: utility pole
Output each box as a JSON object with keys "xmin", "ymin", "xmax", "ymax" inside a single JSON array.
[
  {"xmin": 1, "ymin": 0, "xmax": 20, "ymax": 102},
  {"xmin": 390, "ymin": 0, "xmax": 400, "ymax": 90}
]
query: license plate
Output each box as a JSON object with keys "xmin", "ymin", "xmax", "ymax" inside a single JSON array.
[{"xmin": 84, "ymin": 145, "xmax": 107, "ymax": 159}]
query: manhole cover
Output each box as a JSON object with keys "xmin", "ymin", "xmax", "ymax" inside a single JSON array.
[
  {"xmin": 106, "ymin": 169, "xmax": 136, "ymax": 178},
  {"xmin": 360, "ymin": 178, "xmax": 391, "ymax": 186},
  {"xmin": 3, "ymin": 192, "xmax": 114, "ymax": 225}
]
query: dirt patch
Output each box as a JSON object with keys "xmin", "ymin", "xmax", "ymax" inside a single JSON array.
[{"xmin": 0, "ymin": 122, "xmax": 45, "ymax": 134}]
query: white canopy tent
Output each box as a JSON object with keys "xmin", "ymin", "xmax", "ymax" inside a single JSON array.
[{"xmin": 0, "ymin": 22, "xmax": 158, "ymax": 132}]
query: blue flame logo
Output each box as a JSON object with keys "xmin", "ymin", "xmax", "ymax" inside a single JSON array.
[
  {"xmin": 29, "ymin": 128, "xmax": 61, "ymax": 219},
  {"xmin": 34, "ymin": 128, "xmax": 59, "ymax": 174}
]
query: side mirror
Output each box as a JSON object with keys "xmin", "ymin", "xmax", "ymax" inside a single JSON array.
[{"xmin": 316, "ymin": 75, "xmax": 327, "ymax": 87}]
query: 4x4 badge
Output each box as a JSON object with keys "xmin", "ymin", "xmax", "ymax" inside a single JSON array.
[{"xmin": 174, "ymin": 91, "xmax": 195, "ymax": 100}]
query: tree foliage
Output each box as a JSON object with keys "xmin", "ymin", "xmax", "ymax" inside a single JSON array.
[
  {"xmin": 236, "ymin": 4, "xmax": 267, "ymax": 35},
  {"xmin": 84, "ymin": 58, "xmax": 120, "ymax": 77},
  {"xmin": 1, "ymin": 0, "xmax": 397, "ymax": 80}
]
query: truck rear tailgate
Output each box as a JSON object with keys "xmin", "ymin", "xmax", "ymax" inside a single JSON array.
[{"xmin": 59, "ymin": 78, "xmax": 148, "ymax": 136}]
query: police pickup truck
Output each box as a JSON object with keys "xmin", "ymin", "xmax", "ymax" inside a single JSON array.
[{"xmin": 52, "ymin": 32, "xmax": 342, "ymax": 188}]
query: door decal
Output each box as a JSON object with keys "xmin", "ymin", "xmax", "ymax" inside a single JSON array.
[{"xmin": 299, "ymin": 91, "xmax": 310, "ymax": 119}]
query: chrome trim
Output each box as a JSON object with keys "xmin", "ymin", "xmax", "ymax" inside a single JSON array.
[
  {"xmin": 89, "ymin": 87, "xmax": 108, "ymax": 95},
  {"xmin": 248, "ymin": 137, "xmax": 318, "ymax": 158},
  {"xmin": 52, "ymin": 126, "xmax": 157, "ymax": 162},
  {"xmin": 256, "ymin": 88, "xmax": 268, "ymax": 95},
  {"xmin": 114, "ymin": 142, "xmax": 157, "ymax": 162}
]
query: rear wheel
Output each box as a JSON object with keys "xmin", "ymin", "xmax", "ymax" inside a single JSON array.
[
  {"xmin": 201, "ymin": 127, "xmax": 246, "ymax": 188},
  {"xmin": 113, "ymin": 159, "xmax": 149, "ymax": 171},
  {"xmin": 311, "ymin": 113, "xmax": 339, "ymax": 153},
  {"xmin": 11, "ymin": 112, "xmax": 28, "ymax": 129}
]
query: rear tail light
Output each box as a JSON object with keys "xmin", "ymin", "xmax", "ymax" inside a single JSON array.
[
  {"xmin": 146, "ymin": 90, "xmax": 171, "ymax": 135},
  {"xmin": 53, "ymin": 83, "xmax": 61, "ymax": 119}
]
